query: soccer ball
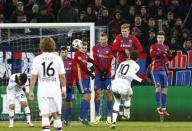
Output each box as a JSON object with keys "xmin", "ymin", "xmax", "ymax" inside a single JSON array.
[{"xmin": 72, "ymin": 39, "xmax": 82, "ymax": 49}]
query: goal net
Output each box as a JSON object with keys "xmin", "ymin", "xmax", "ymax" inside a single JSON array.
[{"xmin": 0, "ymin": 23, "xmax": 97, "ymax": 122}]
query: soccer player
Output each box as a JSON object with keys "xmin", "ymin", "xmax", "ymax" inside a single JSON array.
[
  {"xmin": 60, "ymin": 46, "xmax": 74, "ymax": 127},
  {"xmin": 110, "ymin": 51, "xmax": 143, "ymax": 129},
  {"xmin": 150, "ymin": 31, "xmax": 177, "ymax": 116},
  {"xmin": 112, "ymin": 23, "xmax": 143, "ymax": 64},
  {"xmin": 112, "ymin": 23, "xmax": 143, "ymax": 117},
  {"xmin": 7, "ymin": 73, "xmax": 34, "ymax": 128},
  {"xmin": 29, "ymin": 37, "xmax": 67, "ymax": 131},
  {"xmin": 92, "ymin": 33, "xmax": 113, "ymax": 125},
  {"xmin": 73, "ymin": 41, "xmax": 95, "ymax": 126}
]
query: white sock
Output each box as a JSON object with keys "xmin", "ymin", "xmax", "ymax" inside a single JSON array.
[
  {"xmin": 112, "ymin": 112, "xmax": 118, "ymax": 123},
  {"xmin": 54, "ymin": 119, "xmax": 62, "ymax": 131},
  {"xmin": 112, "ymin": 97, "xmax": 121, "ymax": 123},
  {"xmin": 24, "ymin": 106, "xmax": 31, "ymax": 122},
  {"xmin": 42, "ymin": 117, "xmax": 50, "ymax": 131},
  {"xmin": 124, "ymin": 99, "xmax": 131, "ymax": 116},
  {"xmin": 9, "ymin": 109, "xmax": 14, "ymax": 125}
]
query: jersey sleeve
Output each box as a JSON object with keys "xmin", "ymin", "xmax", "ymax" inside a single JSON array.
[
  {"xmin": 58, "ymin": 57, "xmax": 66, "ymax": 75},
  {"xmin": 134, "ymin": 62, "xmax": 140, "ymax": 73},
  {"xmin": 131, "ymin": 73, "xmax": 142, "ymax": 82},
  {"xmin": 92, "ymin": 46, "xmax": 101, "ymax": 71},
  {"xmin": 31, "ymin": 57, "xmax": 38, "ymax": 75},
  {"xmin": 130, "ymin": 61, "xmax": 142, "ymax": 82},
  {"xmin": 112, "ymin": 35, "xmax": 124, "ymax": 52},
  {"xmin": 74, "ymin": 52, "xmax": 89, "ymax": 73},
  {"xmin": 133, "ymin": 36, "xmax": 143, "ymax": 53}
]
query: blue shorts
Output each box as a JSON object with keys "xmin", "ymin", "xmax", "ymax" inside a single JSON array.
[
  {"xmin": 94, "ymin": 75, "xmax": 111, "ymax": 90},
  {"xmin": 76, "ymin": 79, "xmax": 91, "ymax": 94},
  {"xmin": 66, "ymin": 85, "xmax": 74, "ymax": 102},
  {"xmin": 151, "ymin": 71, "xmax": 168, "ymax": 88}
]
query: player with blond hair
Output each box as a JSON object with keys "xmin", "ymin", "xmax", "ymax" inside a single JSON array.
[{"xmin": 29, "ymin": 37, "xmax": 66, "ymax": 131}]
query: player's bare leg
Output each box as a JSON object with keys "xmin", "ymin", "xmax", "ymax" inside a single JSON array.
[
  {"xmin": 21, "ymin": 101, "xmax": 34, "ymax": 127},
  {"xmin": 110, "ymin": 93, "xmax": 121, "ymax": 129},
  {"xmin": 95, "ymin": 89, "xmax": 102, "ymax": 124},
  {"xmin": 52, "ymin": 112, "xmax": 62, "ymax": 131},
  {"xmin": 106, "ymin": 90, "xmax": 112, "ymax": 125},
  {"xmin": 8, "ymin": 104, "xmax": 15, "ymax": 128}
]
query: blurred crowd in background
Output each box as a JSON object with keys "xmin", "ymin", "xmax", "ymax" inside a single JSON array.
[{"xmin": 0, "ymin": 0, "xmax": 192, "ymax": 51}]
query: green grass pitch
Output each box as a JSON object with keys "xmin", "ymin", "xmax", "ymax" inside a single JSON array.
[{"xmin": 0, "ymin": 121, "xmax": 192, "ymax": 131}]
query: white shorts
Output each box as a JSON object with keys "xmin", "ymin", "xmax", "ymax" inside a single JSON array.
[
  {"xmin": 38, "ymin": 95, "xmax": 62, "ymax": 116},
  {"xmin": 7, "ymin": 91, "xmax": 27, "ymax": 105},
  {"xmin": 112, "ymin": 83, "xmax": 133, "ymax": 100}
]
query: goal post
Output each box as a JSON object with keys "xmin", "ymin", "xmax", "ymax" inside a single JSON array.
[{"xmin": 0, "ymin": 23, "xmax": 95, "ymax": 122}]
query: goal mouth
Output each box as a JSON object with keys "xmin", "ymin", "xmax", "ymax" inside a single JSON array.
[{"xmin": 0, "ymin": 23, "xmax": 97, "ymax": 121}]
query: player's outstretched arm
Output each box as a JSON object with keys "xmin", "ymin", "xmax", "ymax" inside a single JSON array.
[{"xmin": 29, "ymin": 74, "xmax": 37, "ymax": 101}]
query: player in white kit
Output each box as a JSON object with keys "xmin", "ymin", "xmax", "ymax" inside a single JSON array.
[
  {"xmin": 7, "ymin": 73, "xmax": 34, "ymax": 128},
  {"xmin": 29, "ymin": 37, "xmax": 66, "ymax": 131},
  {"xmin": 110, "ymin": 50, "xmax": 143, "ymax": 129}
]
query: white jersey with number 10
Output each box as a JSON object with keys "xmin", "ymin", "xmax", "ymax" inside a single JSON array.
[
  {"xmin": 31, "ymin": 52, "xmax": 65, "ymax": 97},
  {"xmin": 112, "ymin": 59, "xmax": 142, "ymax": 88}
]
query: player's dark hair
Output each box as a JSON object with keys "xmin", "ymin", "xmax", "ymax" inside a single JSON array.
[
  {"xmin": 130, "ymin": 51, "xmax": 139, "ymax": 61},
  {"xmin": 60, "ymin": 46, "xmax": 68, "ymax": 51},
  {"xmin": 100, "ymin": 32, "xmax": 108, "ymax": 37},
  {"xmin": 40, "ymin": 37, "xmax": 56, "ymax": 52},
  {"xmin": 157, "ymin": 31, "xmax": 165, "ymax": 36},
  {"xmin": 19, "ymin": 73, "xmax": 27, "ymax": 85}
]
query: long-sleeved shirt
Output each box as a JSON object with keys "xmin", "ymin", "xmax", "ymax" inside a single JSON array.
[
  {"xmin": 63, "ymin": 57, "xmax": 74, "ymax": 87},
  {"xmin": 92, "ymin": 43, "xmax": 113, "ymax": 76},
  {"xmin": 112, "ymin": 34, "xmax": 143, "ymax": 63},
  {"xmin": 150, "ymin": 43, "xmax": 172, "ymax": 71},
  {"xmin": 73, "ymin": 51, "xmax": 95, "ymax": 80}
]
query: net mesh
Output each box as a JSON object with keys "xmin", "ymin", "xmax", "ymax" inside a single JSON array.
[{"xmin": 0, "ymin": 26, "xmax": 90, "ymax": 121}]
